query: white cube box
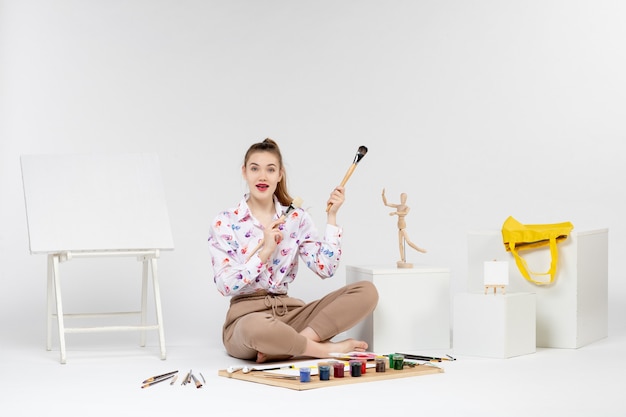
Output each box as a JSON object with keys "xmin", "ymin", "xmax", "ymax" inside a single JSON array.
[
  {"xmin": 467, "ymin": 229, "xmax": 608, "ymax": 348},
  {"xmin": 453, "ymin": 292, "xmax": 536, "ymax": 359},
  {"xmin": 346, "ymin": 265, "xmax": 450, "ymax": 353}
]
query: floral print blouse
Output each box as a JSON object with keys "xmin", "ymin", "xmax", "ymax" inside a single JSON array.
[{"xmin": 208, "ymin": 195, "xmax": 342, "ymax": 296}]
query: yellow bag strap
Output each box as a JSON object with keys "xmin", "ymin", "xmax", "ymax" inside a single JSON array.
[{"xmin": 507, "ymin": 236, "xmax": 559, "ymax": 285}]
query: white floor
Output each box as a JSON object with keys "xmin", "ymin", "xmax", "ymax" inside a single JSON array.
[{"xmin": 2, "ymin": 331, "xmax": 625, "ymax": 417}]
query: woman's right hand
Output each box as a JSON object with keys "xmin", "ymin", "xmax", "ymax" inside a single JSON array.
[{"xmin": 258, "ymin": 218, "xmax": 285, "ymax": 262}]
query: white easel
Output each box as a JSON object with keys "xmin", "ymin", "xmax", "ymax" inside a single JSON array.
[{"xmin": 21, "ymin": 153, "xmax": 174, "ymax": 364}]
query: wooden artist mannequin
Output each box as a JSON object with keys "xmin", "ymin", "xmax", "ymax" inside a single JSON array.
[{"xmin": 382, "ymin": 189, "xmax": 426, "ymax": 268}]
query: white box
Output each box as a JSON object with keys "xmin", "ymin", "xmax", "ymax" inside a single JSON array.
[
  {"xmin": 467, "ymin": 229, "xmax": 608, "ymax": 348},
  {"xmin": 453, "ymin": 292, "xmax": 536, "ymax": 358},
  {"xmin": 346, "ymin": 265, "xmax": 450, "ymax": 352}
]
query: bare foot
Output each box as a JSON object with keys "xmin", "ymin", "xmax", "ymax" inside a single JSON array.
[
  {"xmin": 302, "ymin": 338, "xmax": 368, "ymax": 359},
  {"xmin": 256, "ymin": 352, "xmax": 292, "ymax": 363},
  {"xmin": 331, "ymin": 338, "xmax": 368, "ymax": 353},
  {"xmin": 258, "ymin": 338, "xmax": 368, "ymax": 362}
]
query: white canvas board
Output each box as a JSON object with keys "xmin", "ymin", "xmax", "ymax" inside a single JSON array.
[
  {"xmin": 483, "ymin": 261, "xmax": 509, "ymax": 285},
  {"xmin": 21, "ymin": 153, "xmax": 174, "ymax": 253}
]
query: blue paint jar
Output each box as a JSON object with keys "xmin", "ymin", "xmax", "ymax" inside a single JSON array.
[
  {"xmin": 318, "ymin": 365, "xmax": 331, "ymax": 381},
  {"xmin": 299, "ymin": 367, "xmax": 311, "ymax": 383}
]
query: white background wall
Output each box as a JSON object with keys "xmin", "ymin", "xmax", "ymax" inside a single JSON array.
[{"xmin": 1, "ymin": 0, "xmax": 624, "ymax": 350}]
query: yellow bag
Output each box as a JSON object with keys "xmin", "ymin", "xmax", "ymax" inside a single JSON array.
[{"xmin": 501, "ymin": 216, "xmax": 574, "ymax": 285}]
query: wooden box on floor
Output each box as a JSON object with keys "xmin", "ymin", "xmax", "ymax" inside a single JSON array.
[{"xmin": 346, "ymin": 265, "xmax": 450, "ymax": 353}]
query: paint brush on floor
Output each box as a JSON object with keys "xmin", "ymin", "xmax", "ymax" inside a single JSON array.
[
  {"xmin": 141, "ymin": 373, "xmax": 176, "ymax": 389},
  {"xmin": 191, "ymin": 373, "xmax": 203, "ymax": 389},
  {"xmin": 141, "ymin": 370, "xmax": 178, "ymax": 384}
]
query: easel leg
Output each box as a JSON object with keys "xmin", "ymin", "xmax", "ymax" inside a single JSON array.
[
  {"xmin": 51, "ymin": 255, "xmax": 67, "ymax": 364},
  {"xmin": 484, "ymin": 284, "xmax": 506, "ymax": 295},
  {"xmin": 46, "ymin": 255, "xmax": 54, "ymax": 351},
  {"xmin": 140, "ymin": 258, "xmax": 148, "ymax": 347},
  {"xmin": 150, "ymin": 257, "xmax": 167, "ymax": 360}
]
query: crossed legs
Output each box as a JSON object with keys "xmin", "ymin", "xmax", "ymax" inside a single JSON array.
[{"xmin": 223, "ymin": 281, "xmax": 378, "ymax": 362}]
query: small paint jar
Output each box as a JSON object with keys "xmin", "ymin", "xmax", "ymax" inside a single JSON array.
[
  {"xmin": 333, "ymin": 362, "xmax": 345, "ymax": 378},
  {"xmin": 349, "ymin": 360, "xmax": 362, "ymax": 377},
  {"xmin": 299, "ymin": 367, "xmax": 311, "ymax": 383},
  {"xmin": 375, "ymin": 358, "xmax": 386, "ymax": 373},
  {"xmin": 318, "ymin": 365, "xmax": 331, "ymax": 381},
  {"xmin": 392, "ymin": 354, "xmax": 404, "ymax": 370},
  {"xmin": 388, "ymin": 354, "xmax": 395, "ymax": 369},
  {"xmin": 355, "ymin": 359, "xmax": 367, "ymax": 375}
]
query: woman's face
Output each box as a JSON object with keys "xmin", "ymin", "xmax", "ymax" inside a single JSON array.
[{"xmin": 242, "ymin": 151, "xmax": 283, "ymax": 201}]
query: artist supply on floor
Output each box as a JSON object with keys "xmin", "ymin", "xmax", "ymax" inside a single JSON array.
[
  {"xmin": 300, "ymin": 367, "xmax": 311, "ymax": 383},
  {"xmin": 395, "ymin": 353, "xmax": 456, "ymax": 362},
  {"xmin": 328, "ymin": 351, "xmax": 378, "ymax": 361},
  {"xmin": 142, "ymin": 370, "xmax": 178, "ymax": 384},
  {"xmin": 392, "ymin": 354, "xmax": 405, "ymax": 370},
  {"xmin": 333, "ymin": 362, "xmax": 345, "ymax": 378},
  {"xmin": 139, "ymin": 369, "xmax": 205, "ymax": 389},
  {"xmin": 319, "ymin": 365, "xmax": 331, "ymax": 381},
  {"xmin": 350, "ymin": 360, "xmax": 362, "ymax": 377},
  {"xmin": 375, "ymin": 358, "xmax": 386, "ymax": 372},
  {"xmin": 141, "ymin": 373, "xmax": 176, "ymax": 389},
  {"xmin": 181, "ymin": 370, "xmax": 192, "ymax": 385},
  {"xmin": 360, "ymin": 359, "xmax": 367, "ymax": 374},
  {"xmin": 217, "ymin": 359, "xmax": 444, "ymax": 391},
  {"xmin": 191, "ymin": 374, "xmax": 203, "ymax": 389}
]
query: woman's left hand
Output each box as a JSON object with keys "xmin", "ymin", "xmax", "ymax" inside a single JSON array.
[{"xmin": 326, "ymin": 186, "xmax": 345, "ymax": 215}]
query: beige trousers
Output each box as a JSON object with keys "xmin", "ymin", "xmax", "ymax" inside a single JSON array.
[{"xmin": 222, "ymin": 281, "xmax": 378, "ymax": 360}]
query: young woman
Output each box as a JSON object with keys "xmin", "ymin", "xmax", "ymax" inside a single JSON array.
[{"xmin": 208, "ymin": 138, "xmax": 378, "ymax": 363}]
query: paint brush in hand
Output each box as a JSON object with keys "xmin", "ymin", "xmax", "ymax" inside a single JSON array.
[
  {"xmin": 246, "ymin": 196, "xmax": 304, "ymax": 261},
  {"xmin": 326, "ymin": 145, "xmax": 368, "ymax": 212}
]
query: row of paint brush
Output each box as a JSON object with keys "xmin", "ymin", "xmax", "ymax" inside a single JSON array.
[{"xmin": 141, "ymin": 369, "xmax": 205, "ymax": 389}]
